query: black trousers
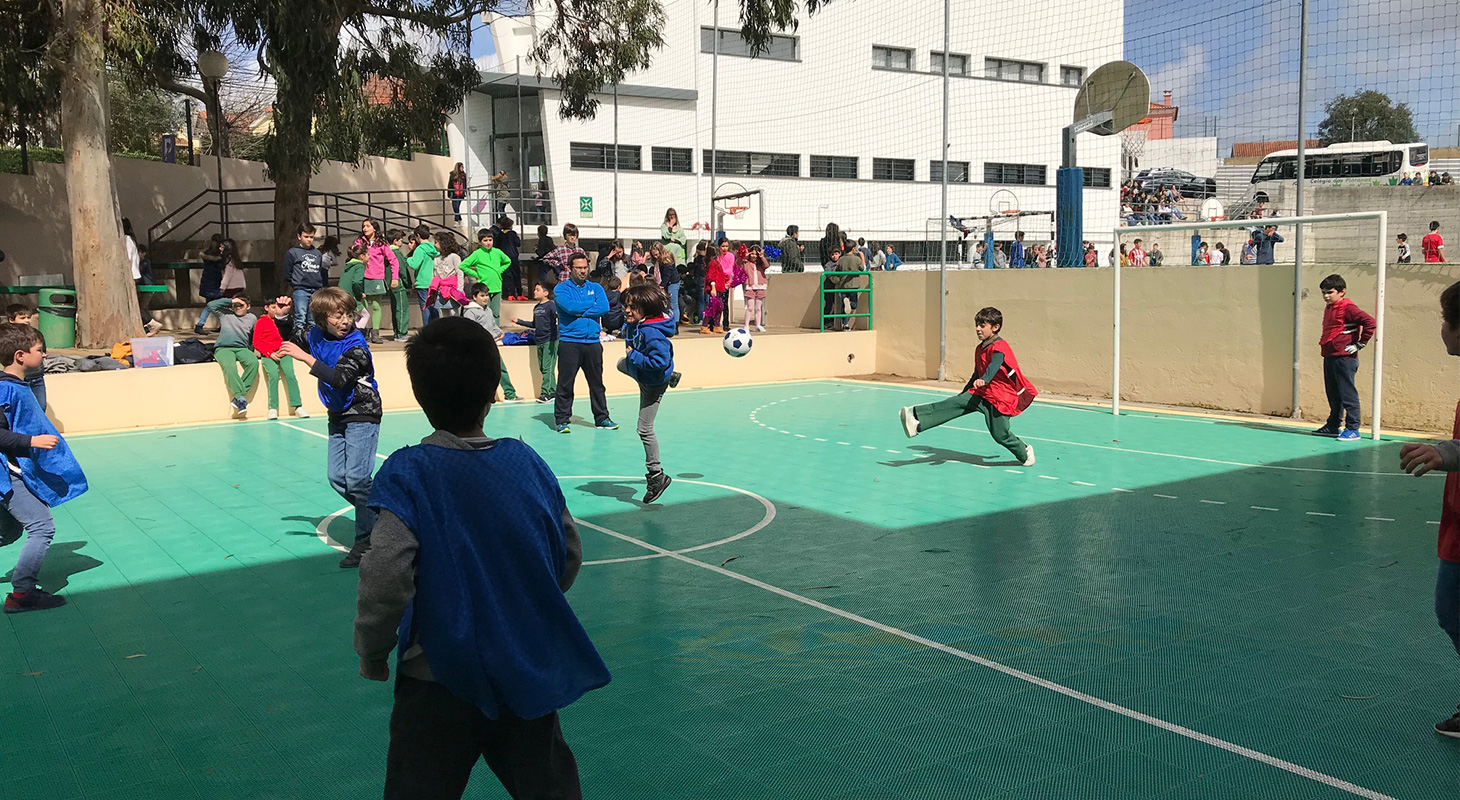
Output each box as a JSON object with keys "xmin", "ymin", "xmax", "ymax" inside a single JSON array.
[
  {"xmin": 555, "ymin": 340, "xmax": 608, "ymax": 426},
  {"xmin": 385, "ymin": 677, "xmax": 581, "ymax": 800},
  {"xmin": 1322, "ymin": 355, "xmax": 1360, "ymax": 430},
  {"xmin": 503, "ymin": 261, "xmax": 523, "ymax": 297}
]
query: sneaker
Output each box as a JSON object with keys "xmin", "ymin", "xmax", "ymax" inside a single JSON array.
[
  {"xmin": 556, "ymin": 423, "xmax": 571, "ymax": 434},
  {"xmin": 1437, "ymin": 707, "xmax": 1460, "ymax": 739},
  {"xmin": 597, "ymin": 419, "xmax": 619, "ymax": 431},
  {"xmin": 899, "ymin": 406, "xmax": 920, "ymax": 438},
  {"xmin": 193, "ymin": 323, "xmax": 205, "ymax": 336},
  {"xmin": 4, "ymin": 589, "xmax": 66, "ymax": 614},
  {"xmin": 644, "ymin": 471, "xmax": 672, "ymax": 504},
  {"xmin": 537, "ymin": 394, "xmax": 552, "ymax": 404},
  {"xmin": 1337, "ymin": 429, "xmax": 1361, "ymax": 442},
  {"xmin": 699, "ymin": 326, "xmax": 713, "ymax": 334},
  {"xmin": 1022, "ymin": 444, "xmax": 1037, "ymax": 467},
  {"xmin": 292, "ymin": 407, "xmax": 310, "ymax": 419},
  {"xmin": 339, "ymin": 539, "xmax": 371, "ymax": 569},
  {"xmin": 368, "ymin": 330, "xmax": 382, "ymax": 345},
  {"xmin": 1312, "ymin": 426, "xmax": 1341, "ymax": 437},
  {"xmin": 669, "ymin": 372, "xmax": 682, "ymax": 389},
  {"xmin": 230, "ymin": 396, "xmax": 247, "ymax": 415},
  {"xmin": 755, "ymin": 325, "xmax": 766, "ymax": 332},
  {"xmin": 267, "ymin": 409, "xmax": 279, "ymax": 420},
  {"xmin": 144, "ymin": 320, "xmax": 163, "ymax": 335}
]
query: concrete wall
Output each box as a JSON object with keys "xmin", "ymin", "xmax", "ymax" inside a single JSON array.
[
  {"xmin": 0, "ymin": 151, "xmax": 457, "ymax": 283},
  {"xmin": 1140, "ymin": 137, "xmax": 1221, "ymax": 181},
  {"xmin": 1309, "ymin": 185, "xmax": 1460, "ymax": 263},
  {"xmin": 45, "ymin": 329, "xmax": 875, "ymax": 434}
]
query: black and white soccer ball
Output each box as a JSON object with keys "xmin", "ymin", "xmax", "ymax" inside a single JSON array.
[{"xmin": 722, "ymin": 327, "xmax": 753, "ymax": 357}]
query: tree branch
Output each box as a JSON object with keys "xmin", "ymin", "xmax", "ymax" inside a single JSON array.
[
  {"xmin": 357, "ymin": 3, "xmax": 483, "ymax": 28},
  {"xmin": 153, "ymin": 72, "xmax": 208, "ymax": 104}
]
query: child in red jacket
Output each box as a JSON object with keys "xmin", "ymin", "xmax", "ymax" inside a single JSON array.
[
  {"xmin": 898, "ymin": 306, "xmax": 1038, "ymax": 466},
  {"xmin": 701, "ymin": 239, "xmax": 734, "ymax": 334},
  {"xmin": 253, "ymin": 296, "xmax": 310, "ymax": 421},
  {"xmin": 1314, "ymin": 274, "xmax": 1376, "ymax": 441}
]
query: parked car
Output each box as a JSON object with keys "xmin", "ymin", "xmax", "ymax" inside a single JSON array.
[{"xmin": 1135, "ymin": 169, "xmax": 1217, "ymax": 198}]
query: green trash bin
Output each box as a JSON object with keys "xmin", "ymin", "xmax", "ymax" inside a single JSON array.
[{"xmin": 37, "ymin": 288, "xmax": 77, "ymax": 349}]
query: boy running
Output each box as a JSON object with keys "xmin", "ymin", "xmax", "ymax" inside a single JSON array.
[
  {"xmin": 898, "ymin": 307, "xmax": 1038, "ymax": 466},
  {"xmin": 1313, "ymin": 274, "xmax": 1376, "ymax": 441},
  {"xmin": 617, "ymin": 284, "xmax": 682, "ymax": 503}
]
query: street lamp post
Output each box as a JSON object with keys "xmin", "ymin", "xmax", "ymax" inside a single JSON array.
[{"xmin": 197, "ymin": 50, "xmax": 230, "ymax": 239}]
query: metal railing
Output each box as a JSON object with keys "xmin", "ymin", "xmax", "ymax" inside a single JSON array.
[
  {"xmin": 462, "ymin": 183, "xmax": 556, "ymax": 231},
  {"xmin": 819, "ymin": 270, "xmax": 874, "ymax": 331}
]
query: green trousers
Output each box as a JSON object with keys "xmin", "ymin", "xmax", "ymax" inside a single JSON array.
[
  {"xmin": 913, "ymin": 391, "xmax": 1028, "ymax": 462},
  {"xmin": 259, "ymin": 355, "xmax": 302, "ymax": 411},
  {"xmin": 500, "ymin": 362, "xmax": 517, "ymax": 401},
  {"xmin": 365, "ymin": 296, "xmax": 385, "ymax": 334},
  {"xmin": 488, "ymin": 293, "xmax": 502, "ymax": 322},
  {"xmin": 536, "ymin": 340, "xmax": 558, "ymax": 396},
  {"xmin": 388, "ymin": 283, "xmax": 411, "ymax": 338},
  {"xmin": 216, "ymin": 346, "xmax": 259, "ymax": 402}
]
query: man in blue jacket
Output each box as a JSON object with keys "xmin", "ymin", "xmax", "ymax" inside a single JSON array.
[
  {"xmin": 1253, "ymin": 224, "xmax": 1285, "ymax": 265},
  {"xmin": 553, "ymin": 254, "xmax": 616, "ymax": 434}
]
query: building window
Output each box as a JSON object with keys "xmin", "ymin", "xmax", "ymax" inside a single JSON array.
[
  {"xmin": 984, "ymin": 162, "xmax": 1046, "ymax": 185},
  {"xmin": 1061, "ymin": 66, "xmax": 1085, "ymax": 87},
  {"xmin": 700, "ymin": 27, "xmax": 799, "ymax": 60},
  {"xmin": 703, "ymin": 150, "xmax": 800, "ymax": 177},
  {"xmin": 652, "ymin": 147, "xmax": 693, "ymax": 174},
  {"xmin": 930, "ymin": 52, "xmax": 968, "ymax": 76},
  {"xmin": 873, "ymin": 158, "xmax": 915, "ymax": 181},
  {"xmin": 985, "ymin": 57, "xmax": 1045, "ymax": 83},
  {"xmin": 930, "ymin": 161, "xmax": 970, "ymax": 183},
  {"xmin": 871, "ymin": 46, "xmax": 913, "ymax": 71},
  {"xmin": 570, "ymin": 143, "xmax": 640, "ymax": 171},
  {"xmin": 810, "ymin": 155, "xmax": 858, "ymax": 180},
  {"xmin": 1082, "ymin": 167, "xmax": 1112, "ymax": 188}
]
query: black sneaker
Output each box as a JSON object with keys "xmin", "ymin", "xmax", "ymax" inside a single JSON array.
[
  {"xmin": 669, "ymin": 372, "xmax": 682, "ymax": 389},
  {"xmin": 193, "ymin": 323, "xmax": 205, "ymax": 336},
  {"xmin": 339, "ymin": 539, "xmax": 371, "ymax": 569},
  {"xmin": 643, "ymin": 471, "xmax": 672, "ymax": 504},
  {"xmin": 1437, "ymin": 707, "xmax": 1460, "ymax": 739},
  {"xmin": 536, "ymin": 394, "xmax": 552, "ymax": 404},
  {"xmin": 4, "ymin": 589, "xmax": 66, "ymax": 614}
]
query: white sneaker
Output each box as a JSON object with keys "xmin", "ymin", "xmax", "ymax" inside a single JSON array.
[
  {"xmin": 1022, "ymin": 444, "xmax": 1036, "ymax": 467},
  {"xmin": 144, "ymin": 320, "xmax": 163, "ymax": 335},
  {"xmin": 267, "ymin": 409, "xmax": 279, "ymax": 420},
  {"xmin": 292, "ymin": 407, "xmax": 310, "ymax": 419},
  {"xmin": 899, "ymin": 406, "xmax": 919, "ymax": 438},
  {"xmin": 755, "ymin": 325, "xmax": 766, "ymax": 332}
]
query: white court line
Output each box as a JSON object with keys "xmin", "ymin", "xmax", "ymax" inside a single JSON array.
[
  {"xmin": 1153, "ymin": 494, "xmax": 1179, "ymax": 499},
  {"xmin": 1306, "ymin": 512, "xmax": 1337, "ymax": 518},
  {"xmin": 1252, "ymin": 506, "xmax": 1280, "ymax": 512},
  {"xmin": 1366, "ymin": 517, "xmax": 1395, "ymax": 522},
  {"xmin": 1199, "ymin": 500, "xmax": 1227, "ymax": 505},
  {"xmin": 1072, "ymin": 481, "xmax": 1095, "ymax": 487},
  {"xmin": 573, "ymin": 517, "xmax": 1400, "ymax": 800}
]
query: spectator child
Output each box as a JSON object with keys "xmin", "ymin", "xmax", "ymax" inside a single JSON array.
[
  {"xmin": 883, "ymin": 244, "xmax": 903, "ymax": 270},
  {"xmin": 4, "ymin": 306, "xmax": 45, "ymax": 409},
  {"xmin": 543, "ymin": 224, "xmax": 585, "ymax": 283},
  {"xmin": 430, "ymin": 231, "xmax": 466, "ymax": 318},
  {"xmin": 407, "ymin": 226, "xmax": 439, "ymax": 325},
  {"xmin": 617, "ymin": 283, "xmax": 682, "ymax": 504},
  {"xmin": 354, "ymin": 220, "xmax": 402, "ymax": 345},
  {"xmin": 1398, "ymin": 233, "xmax": 1412, "ymax": 264},
  {"xmin": 779, "ymin": 226, "xmax": 805, "ymax": 273},
  {"xmin": 1214, "ymin": 243, "xmax": 1230, "ymax": 266},
  {"xmin": 1396, "ymin": 278, "xmax": 1460, "ymax": 740},
  {"xmin": 352, "ymin": 317, "xmax": 609, "ymax": 800},
  {"xmin": 284, "ymin": 223, "xmax": 328, "ymax": 336},
  {"xmin": 1010, "ymin": 231, "xmax": 1027, "ymax": 268},
  {"xmin": 601, "ymin": 276, "xmax": 625, "ymax": 335},
  {"xmin": 702, "ymin": 239, "xmax": 733, "ymax": 334},
  {"xmin": 253, "ymin": 296, "xmax": 310, "ymax": 420},
  {"xmin": 1313, "ymin": 274, "xmax": 1376, "ymax": 442},
  {"xmin": 490, "ymin": 216, "xmax": 524, "ymax": 299},
  {"xmin": 277, "ymin": 287, "xmax": 381, "ymax": 568},
  {"xmin": 898, "ymin": 306, "xmax": 1038, "ymax": 466},
  {"xmin": 742, "ymin": 245, "xmax": 769, "ymax": 332},
  {"xmin": 460, "ymin": 229, "xmax": 512, "ymax": 321},
  {"xmin": 656, "ymin": 248, "xmax": 682, "ymax": 333},
  {"xmin": 320, "ymin": 236, "xmax": 341, "ymax": 280},
  {"xmin": 0, "ymin": 323, "xmax": 87, "ymax": 613},
  {"xmin": 340, "ymin": 243, "xmax": 368, "ymax": 305},
  {"xmin": 992, "ymin": 242, "xmax": 1009, "ymax": 268},
  {"xmin": 196, "ymin": 234, "xmax": 225, "ymax": 334},
  {"xmin": 1128, "ymin": 239, "xmax": 1148, "ymax": 267},
  {"xmin": 1149, "ymin": 242, "xmax": 1164, "ymax": 267},
  {"xmin": 463, "ymin": 283, "xmax": 522, "ymax": 403},
  {"xmin": 1424, "ymin": 221, "xmax": 1446, "ymax": 263},
  {"xmin": 513, "ymin": 278, "xmax": 560, "ymax": 404},
  {"xmin": 386, "ymin": 229, "xmax": 412, "ymax": 341},
  {"xmin": 1083, "ymin": 241, "xmax": 1098, "ymax": 268},
  {"xmin": 206, "ymin": 294, "xmax": 259, "ymax": 417},
  {"xmin": 629, "ymin": 241, "xmax": 646, "ymax": 270},
  {"xmin": 1254, "ymin": 225, "xmax": 1284, "ymax": 265}
]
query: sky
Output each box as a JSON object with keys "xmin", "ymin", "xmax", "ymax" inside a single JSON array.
[{"xmin": 1125, "ymin": 0, "xmax": 1460, "ymax": 151}]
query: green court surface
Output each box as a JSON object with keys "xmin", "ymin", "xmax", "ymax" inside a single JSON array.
[{"xmin": 4, "ymin": 378, "xmax": 1458, "ymax": 799}]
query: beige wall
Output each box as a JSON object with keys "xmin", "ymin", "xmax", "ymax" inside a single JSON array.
[
  {"xmin": 0, "ymin": 152, "xmax": 457, "ymax": 283},
  {"xmin": 47, "ymin": 329, "xmax": 875, "ymax": 435}
]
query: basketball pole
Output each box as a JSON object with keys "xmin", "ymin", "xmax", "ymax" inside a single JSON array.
[
  {"xmin": 708, "ymin": 0, "xmax": 719, "ymax": 243},
  {"xmin": 1291, "ymin": 0, "xmax": 1310, "ymax": 419},
  {"xmin": 937, "ymin": 0, "xmax": 949, "ymax": 382}
]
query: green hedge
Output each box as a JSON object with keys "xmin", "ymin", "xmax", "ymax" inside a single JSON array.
[{"xmin": 0, "ymin": 147, "xmax": 64, "ymax": 174}]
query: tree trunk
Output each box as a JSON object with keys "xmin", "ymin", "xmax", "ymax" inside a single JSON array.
[{"xmin": 61, "ymin": 0, "xmax": 141, "ymax": 349}]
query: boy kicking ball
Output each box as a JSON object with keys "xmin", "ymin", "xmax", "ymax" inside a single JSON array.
[
  {"xmin": 1397, "ymin": 278, "xmax": 1460, "ymax": 739},
  {"xmin": 898, "ymin": 306, "xmax": 1038, "ymax": 466}
]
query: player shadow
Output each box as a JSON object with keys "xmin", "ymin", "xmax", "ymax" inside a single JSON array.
[
  {"xmin": 281, "ymin": 513, "xmax": 331, "ymax": 537},
  {"xmin": 881, "ymin": 445, "xmax": 1020, "ymax": 469},
  {"xmin": 2, "ymin": 541, "xmax": 103, "ymax": 592},
  {"xmin": 573, "ymin": 480, "xmax": 646, "ymax": 507}
]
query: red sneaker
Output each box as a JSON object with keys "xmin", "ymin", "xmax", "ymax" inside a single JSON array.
[{"xmin": 5, "ymin": 589, "xmax": 66, "ymax": 613}]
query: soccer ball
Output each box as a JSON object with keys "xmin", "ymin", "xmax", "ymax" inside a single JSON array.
[{"xmin": 723, "ymin": 327, "xmax": 753, "ymax": 357}]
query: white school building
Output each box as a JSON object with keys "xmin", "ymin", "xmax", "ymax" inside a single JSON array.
[{"xmin": 446, "ymin": 0, "xmax": 1124, "ymax": 259}]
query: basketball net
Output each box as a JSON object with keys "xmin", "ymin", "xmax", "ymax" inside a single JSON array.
[{"xmin": 1120, "ymin": 130, "xmax": 1148, "ymax": 179}]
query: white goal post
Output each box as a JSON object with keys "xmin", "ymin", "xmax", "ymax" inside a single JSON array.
[{"xmin": 1111, "ymin": 211, "xmax": 1389, "ymax": 439}]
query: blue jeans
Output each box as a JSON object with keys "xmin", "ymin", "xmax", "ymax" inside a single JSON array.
[
  {"xmin": 292, "ymin": 287, "xmax": 318, "ymax": 337},
  {"xmin": 665, "ymin": 282, "xmax": 681, "ymax": 330},
  {"xmin": 196, "ymin": 292, "xmax": 223, "ymax": 328},
  {"xmin": 1439, "ymin": 559, "xmax": 1460, "ymax": 656},
  {"xmin": 418, "ymin": 289, "xmax": 438, "ymax": 326},
  {"xmin": 26, "ymin": 371, "xmax": 46, "ymax": 410},
  {"xmin": 327, "ymin": 420, "xmax": 379, "ymax": 545},
  {"xmin": 2, "ymin": 478, "xmax": 57, "ymax": 594}
]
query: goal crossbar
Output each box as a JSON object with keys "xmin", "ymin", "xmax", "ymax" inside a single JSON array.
[{"xmin": 1110, "ymin": 210, "xmax": 1390, "ymax": 439}]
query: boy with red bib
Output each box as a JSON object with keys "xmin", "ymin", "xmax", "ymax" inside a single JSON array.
[
  {"xmin": 898, "ymin": 306, "xmax": 1038, "ymax": 466},
  {"xmin": 1397, "ymin": 279, "xmax": 1460, "ymax": 739}
]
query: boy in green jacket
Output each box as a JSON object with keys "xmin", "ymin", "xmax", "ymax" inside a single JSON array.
[
  {"xmin": 460, "ymin": 229, "xmax": 512, "ymax": 321},
  {"xmin": 406, "ymin": 225, "xmax": 439, "ymax": 326}
]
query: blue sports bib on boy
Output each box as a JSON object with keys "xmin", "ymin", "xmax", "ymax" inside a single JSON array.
[
  {"xmin": 307, "ymin": 328, "xmax": 376, "ymax": 412},
  {"xmin": 368, "ymin": 438, "xmax": 611, "ymax": 720},
  {"xmin": 0, "ymin": 377, "xmax": 87, "ymax": 505}
]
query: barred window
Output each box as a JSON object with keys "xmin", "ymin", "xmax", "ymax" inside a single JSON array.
[
  {"xmin": 873, "ymin": 158, "xmax": 915, "ymax": 181},
  {"xmin": 810, "ymin": 155, "xmax": 858, "ymax": 179},
  {"xmin": 985, "ymin": 57, "xmax": 1045, "ymax": 83},
  {"xmin": 703, "ymin": 150, "xmax": 800, "ymax": 177},
  {"xmin": 1082, "ymin": 167, "xmax": 1112, "ymax": 188},
  {"xmin": 569, "ymin": 143, "xmax": 640, "ymax": 171},
  {"xmin": 930, "ymin": 161, "xmax": 970, "ymax": 183},
  {"xmin": 652, "ymin": 147, "xmax": 693, "ymax": 173},
  {"xmin": 930, "ymin": 52, "xmax": 968, "ymax": 76},
  {"xmin": 700, "ymin": 27, "xmax": 799, "ymax": 60},
  {"xmin": 984, "ymin": 162, "xmax": 1047, "ymax": 185},
  {"xmin": 872, "ymin": 46, "xmax": 913, "ymax": 71}
]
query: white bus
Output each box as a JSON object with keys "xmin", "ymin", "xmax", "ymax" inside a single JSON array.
[{"xmin": 1251, "ymin": 141, "xmax": 1430, "ymax": 186}]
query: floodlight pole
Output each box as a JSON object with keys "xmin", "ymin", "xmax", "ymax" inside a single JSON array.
[
  {"xmin": 938, "ymin": 0, "xmax": 950, "ymax": 381},
  {"xmin": 1291, "ymin": 0, "xmax": 1310, "ymax": 419}
]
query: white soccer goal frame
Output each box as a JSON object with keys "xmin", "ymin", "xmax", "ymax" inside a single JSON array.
[{"xmin": 1111, "ymin": 211, "xmax": 1390, "ymax": 439}]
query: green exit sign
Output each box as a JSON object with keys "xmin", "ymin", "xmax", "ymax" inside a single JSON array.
[{"xmin": 579, "ymin": 196, "xmax": 593, "ymax": 217}]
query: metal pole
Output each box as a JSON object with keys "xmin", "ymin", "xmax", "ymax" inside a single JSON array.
[
  {"xmin": 1291, "ymin": 0, "xmax": 1309, "ymax": 419},
  {"xmin": 937, "ymin": 0, "xmax": 950, "ymax": 381},
  {"xmin": 708, "ymin": 0, "xmax": 719, "ymax": 241},
  {"xmin": 184, "ymin": 100, "xmax": 194, "ymax": 166},
  {"xmin": 613, "ymin": 82, "xmax": 619, "ymax": 243},
  {"xmin": 1371, "ymin": 211, "xmax": 1387, "ymax": 440},
  {"xmin": 517, "ymin": 57, "xmax": 525, "ymax": 231},
  {"xmin": 1113, "ymin": 232, "xmax": 1122, "ymax": 415}
]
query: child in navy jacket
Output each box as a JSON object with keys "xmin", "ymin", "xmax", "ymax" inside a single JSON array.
[{"xmin": 617, "ymin": 284, "xmax": 682, "ymax": 503}]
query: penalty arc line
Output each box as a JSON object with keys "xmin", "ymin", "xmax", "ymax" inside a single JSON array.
[{"xmin": 573, "ymin": 517, "xmax": 1399, "ymax": 800}]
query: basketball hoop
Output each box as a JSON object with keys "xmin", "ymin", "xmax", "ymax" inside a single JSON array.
[
  {"xmin": 1000, "ymin": 209, "xmax": 1022, "ymax": 216},
  {"xmin": 727, "ymin": 206, "xmax": 748, "ymax": 219}
]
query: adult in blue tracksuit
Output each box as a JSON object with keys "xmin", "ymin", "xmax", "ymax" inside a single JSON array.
[{"xmin": 553, "ymin": 253, "xmax": 615, "ymax": 433}]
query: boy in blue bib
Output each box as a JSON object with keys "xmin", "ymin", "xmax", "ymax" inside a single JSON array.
[
  {"xmin": 0, "ymin": 324, "xmax": 88, "ymax": 613},
  {"xmin": 354, "ymin": 316, "xmax": 609, "ymax": 800}
]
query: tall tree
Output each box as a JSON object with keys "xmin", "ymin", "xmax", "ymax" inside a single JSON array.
[{"xmin": 1317, "ymin": 90, "xmax": 1420, "ymax": 146}]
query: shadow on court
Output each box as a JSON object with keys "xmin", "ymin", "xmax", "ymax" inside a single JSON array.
[{"xmin": 880, "ymin": 445, "xmax": 1021, "ymax": 468}]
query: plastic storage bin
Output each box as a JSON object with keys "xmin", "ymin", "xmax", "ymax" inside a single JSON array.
[{"xmin": 130, "ymin": 336, "xmax": 174, "ymax": 368}]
